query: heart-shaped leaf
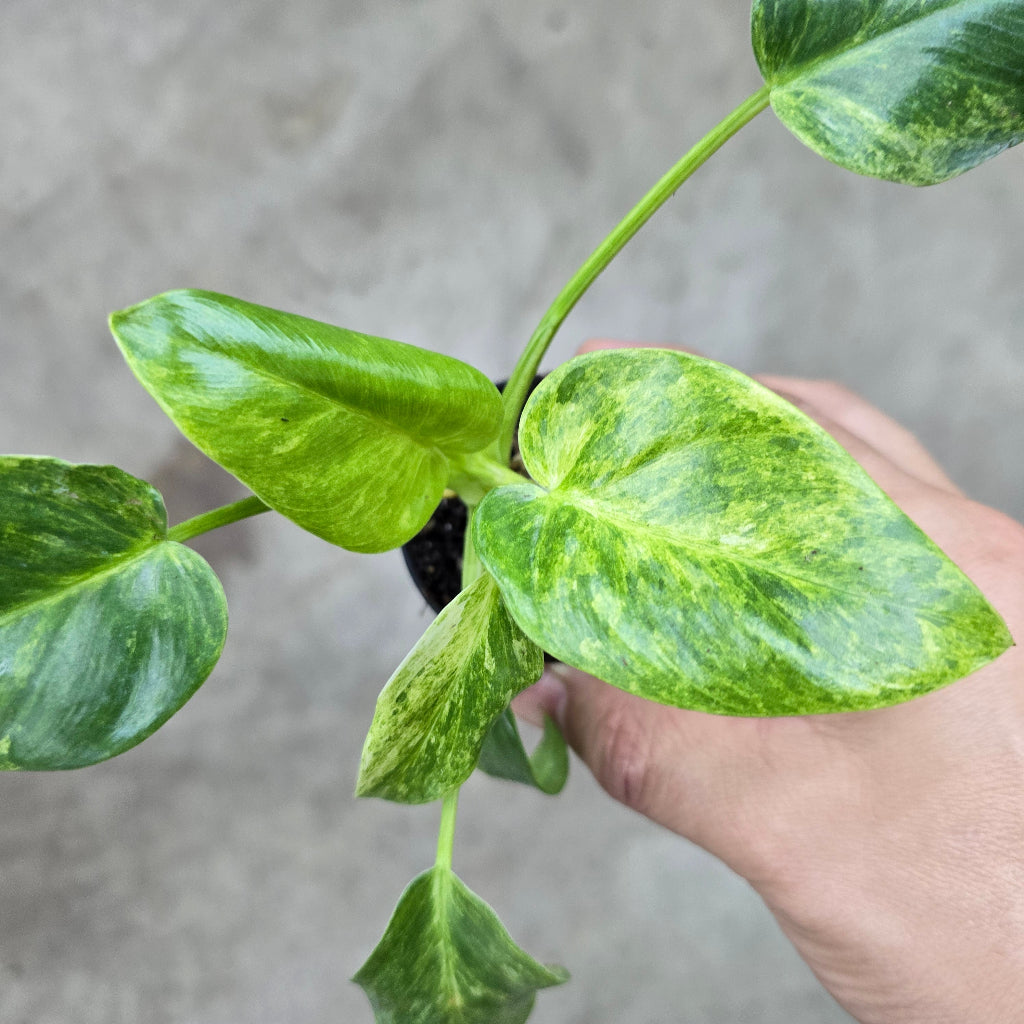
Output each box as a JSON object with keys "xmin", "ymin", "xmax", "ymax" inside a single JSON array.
[
  {"xmin": 473, "ymin": 349, "xmax": 1012, "ymax": 716},
  {"xmin": 477, "ymin": 710, "xmax": 568, "ymax": 796},
  {"xmin": 357, "ymin": 574, "xmax": 543, "ymax": 804},
  {"xmin": 110, "ymin": 290, "xmax": 503, "ymax": 553},
  {"xmin": 0, "ymin": 457, "xmax": 226, "ymax": 770},
  {"xmin": 354, "ymin": 867, "xmax": 567, "ymax": 1024},
  {"xmin": 753, "ymin": 0, "xmax": 1024, "ymax": 184}
]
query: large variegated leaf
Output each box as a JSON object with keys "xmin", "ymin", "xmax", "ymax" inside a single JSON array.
[
  {"xmin": 473, "ymin": 349, "xmax": 1012, "ymax": 716},
  {"xmin": 0, "ymin": 457, "xmax": 226, "ymax": 770},
  {"xmin": 357, "ymin": 574, "xmax": 543, "ymax": 804},
  {"xmin": 354, "ymin": 867, "xmax": 567, "ymax": 1024},
  {"xmin": 753, "ymin": 0, "xmax": 1024, "ymax": 184},
  {"xmin": 110, "ymin": 290, "xmax": 503, "ymax": 553}
]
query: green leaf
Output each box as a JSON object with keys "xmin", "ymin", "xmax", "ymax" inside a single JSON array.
[
  {"xmin": 357, "ymin": 574, "xmax": 543, "ymax": 804},
  {"xmin": 110, "ymin": 290, "xmax": 503, "ymax": 553},
  {"xmin": 473, "ymin": 349, "xmax": 1013, "ymax": 716},
  {"xmin": 477, "ymin": 710, "xmax": 568, "ymax": 796},
  {"xmin": 0, "ymin": 457, "xmax": 227, "ymax": 770},
  {"xmin": 752, "ymin": 0, "xmax": 1024, "ymax": 184},
  {"xmin": 354, "ymin": 867, "xmax": 567, "ymax": 1024}
]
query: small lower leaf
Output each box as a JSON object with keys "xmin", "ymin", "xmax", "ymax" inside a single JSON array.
[
  {"xmin": 354, "ymin": 867, "xmax": 567, "ymax": 1024},
  {"xmin": 478, "ymin": 710, "xmax": 568, "ymax": 795},
  {"xmin": 0, "ymin": 457, "xmax": 227, "ymax": 769},
  {"xmin": 357, "ymin": 574, "xmax": 543, "ymax": 804}
]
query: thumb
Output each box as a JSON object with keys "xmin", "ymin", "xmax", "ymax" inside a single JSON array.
[{"xmin": 516, "ymin": 665, "xmax": 772, "ymax": 866}]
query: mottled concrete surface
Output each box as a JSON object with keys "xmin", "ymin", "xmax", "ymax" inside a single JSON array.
[{"xmin": 2, "ymin": 2, "xmax": 1021, "ymax": 1022}]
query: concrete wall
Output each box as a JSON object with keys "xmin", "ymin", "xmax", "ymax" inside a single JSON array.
[{"xmin": 2, "ymin": 2, "xmax": 1021, "ymax": 1022}]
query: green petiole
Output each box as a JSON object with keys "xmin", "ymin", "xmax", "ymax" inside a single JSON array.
[
  {"xmin": 435, "ymin": 789, "xmax": 460, "ymax": 872},
  {"xmin": 498, "ymin": 84, "xmax": 771, "ymax": 459},
  {"xmin": 436, "ymin": 86, "xmax": 772, "ymax": 929},
  {"xmin": 447, "ymin": 452, "xmax": 525, "ymax": 508},
  {"xmin": 167, "ymin": 494, "xmax": 271, "ymax": 544}
]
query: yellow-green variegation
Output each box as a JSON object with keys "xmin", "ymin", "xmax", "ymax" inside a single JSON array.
[
  {"xmin": 110, "ymin": 290, "xmax": 503, "ymax": 553},
  {"xmin": 357, "ymin": 574, "xmax": 543, "ymax": 804},
  {"xmin": 354, "ymin": 867, "xmax": 567, "ymax": 1024},
  {"xmin": 753, "ymin": 0, "xmax": 1024, "ymax": 184},
  {"xmin": 473, "ymin": 349, "xmax": 1012, "ymax": 716},
  {"xmin": 0, "ymin": 457, "xmax": 226, "ymax": 770}
]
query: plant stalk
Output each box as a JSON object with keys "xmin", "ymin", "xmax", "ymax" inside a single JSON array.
[
  {"xmin": 498, "ymin": 84, "xmax": 772, "ymax": 457},
  {"xmin": 167, "ymin": 495, "xmax": 271, "ymax": 544},
  {"xmin": 447, "ymin": 451, "xmax": 525, "ymax": 508},
  {"xmin": 435, "ymin": 789, "xmax": 460, "ymax": 872}
]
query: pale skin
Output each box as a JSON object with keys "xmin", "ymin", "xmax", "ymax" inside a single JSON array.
[{"xmin": 514, "ymin": 339, "xmax": 1024, "ymax": 1024}]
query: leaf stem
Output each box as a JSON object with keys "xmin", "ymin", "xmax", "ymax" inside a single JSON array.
[
  {"xmin": 167, "ymin": 495, "xmax": 271, "ymax": 544},
  {"xmin": 447, "ymin": 451, "xmax": 525, "ymax": 508},
  {"xmin": 435, "ymin": 789, "xmax": 460, "ymax": 872},
  {"xmin": 498, "ymin": 84, "xmax": 772, "ymax": 457}
]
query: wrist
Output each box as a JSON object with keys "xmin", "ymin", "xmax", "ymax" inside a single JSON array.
[{"xmin": 751, "ymin": 713, "xmax": 1024, "ymax": 1024}]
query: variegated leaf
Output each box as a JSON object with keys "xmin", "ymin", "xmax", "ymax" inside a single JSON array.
[{"xmin": 473, "ymin": 349, "xmax": 1012, "ymax": 715}]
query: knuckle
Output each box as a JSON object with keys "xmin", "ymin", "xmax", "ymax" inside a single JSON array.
[{"xmin": 591, "ymin": 706, "xmax": 660, "ymax": 814}]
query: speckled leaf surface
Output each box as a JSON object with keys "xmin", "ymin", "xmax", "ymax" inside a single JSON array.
[
  {"xmin": 110, "ymin": 290, "xmax": 503, "ymax": 553},
  {"xmin": 477, "ymin": 710, "xmax": 568, "ymax": 795},
  {"xmin": 357, "ymin": 574, "xmax": 543, "ymax": 804},
  {"xmin": 753, "ymin": 0, "xmax": 1024, "ymax": 184},
  {"xmin": 354, "ymin": 867, "xmax": 567, "ymax": 1024},
  {"xmin": 473, "ymin": 349, "xmax": 1012, "ymax": 716},
  {"xmin": 0, "ymin": 457, "xmax": 226, "ymax": 770}
]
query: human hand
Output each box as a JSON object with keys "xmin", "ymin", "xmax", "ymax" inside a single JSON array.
[{"xmin": 514, "ymin": 340, "xmax": 1024, "ymax": 1024}]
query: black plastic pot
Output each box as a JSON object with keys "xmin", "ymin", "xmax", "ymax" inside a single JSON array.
[
  {"xmin": 401, "ymin": 375, "xmax": 544, "ymax": 616},
  {"xmin": 401, "ymin": 494, "xmax": 470, "ymax": 614}
]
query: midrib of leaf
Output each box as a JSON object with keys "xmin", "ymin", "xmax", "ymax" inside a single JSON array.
[
  {"xmin": 554, "ymin": 488, "xmax": 909, "ymax": 605},
  {"xmin": 0, "ymin": 542, "xmax": 162, "ymax": 627},
  {"xmin": 191, "ymin": 346, "xmax": 452, "ymax": 457},
  {"xmin": 764, "ymin": 0, "xmax": 984, "ymax": 88},
  {"xmin": 431, "ymin": 867, "xmax": 465, "ymax": 1018}
]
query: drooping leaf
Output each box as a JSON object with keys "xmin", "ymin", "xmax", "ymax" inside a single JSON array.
[
  {"xmin": 110, "ymin": 290, "xmax": 503, "ymax": 553},
  {"xmin": 473, "ymin": 349, "xmax": 1012, "ymax": 716},
  {"xmin": 357, "ymin": 574, "xmax": 543, "ymax": 804},
  {"xmin": 0, "ymin": 457, "xmax": 227, "ymax": 770},
  {"xmin": 753, "ymin": 0, "xmax": 1024, "ymax": 184},
  {"xmin": 477, "ymin": 710, "xmax": 568, "ymax": 795},
  {"xmin": 354, "ymin": 867, "xmax": 567, "ymax": 1024}
]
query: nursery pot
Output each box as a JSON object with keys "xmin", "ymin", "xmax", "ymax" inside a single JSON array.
[{"xmin": 402, "ymin": 375, "xmax": 544, "ymax": 616}]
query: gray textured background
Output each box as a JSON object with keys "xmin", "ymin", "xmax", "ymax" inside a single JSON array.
[{"xmin": 2, "ymin": 2, "xmax": 1021, "ymax": 1023}]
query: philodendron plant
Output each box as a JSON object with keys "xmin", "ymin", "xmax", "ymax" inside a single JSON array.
[{"xmin": 3, "ymin": 3, "xmax": 1022, "ymax": 1021}]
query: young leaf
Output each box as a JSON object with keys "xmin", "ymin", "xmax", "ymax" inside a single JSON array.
[
  {"xmin": 110, "ymin": 290, "xmax": 503, "ymax": 553},
  {"xmin": 357, "ymin": 574, "xmax": 543, "ymax": 804},
  {"xmin": 0, "ymin": 457, "xmax": 226, "ymax": 770},
  {"xmin": 477, "ymin": 709, "xmax": 569, "ymax": 796},
  {"xmin": 473, "ymin": 349, "xmax": 1013, "ymax": 716},
  {"xmin": 353, "ymin": 867, "xmax": 568, "ymax": 1024},
  {"xmin": 752, "ymin": 0, "xmax": 1024, "ymax": 184}
]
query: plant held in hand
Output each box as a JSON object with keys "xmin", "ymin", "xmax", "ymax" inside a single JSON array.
[{"xmin": 2, "ymin": 3, "xmax": 1021, "ymax": 1021}]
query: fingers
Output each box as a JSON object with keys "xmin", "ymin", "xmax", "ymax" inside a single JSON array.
[
  {"xmin": 514, "ymin": 664, "xmax": 774, "ymax": 865},
  {"xmin": 756, "ymin": 375, "xmax": 961, "ymax": 495},
  {"xmin": 517, "ymin": 665, "xmax": 710, "ymax": 825},
  {"xmin": 575, "ymin": 337, "xmax": 960, "ymax": 496}
]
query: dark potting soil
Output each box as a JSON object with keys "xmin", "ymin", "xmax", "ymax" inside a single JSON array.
[
  {"xmin": 401, "ymin": 494, "xmax": 469, "ymax": 614},
  {"xmin": 401, "ymin": 376, "xmax": 544, "ymax": 616}
]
